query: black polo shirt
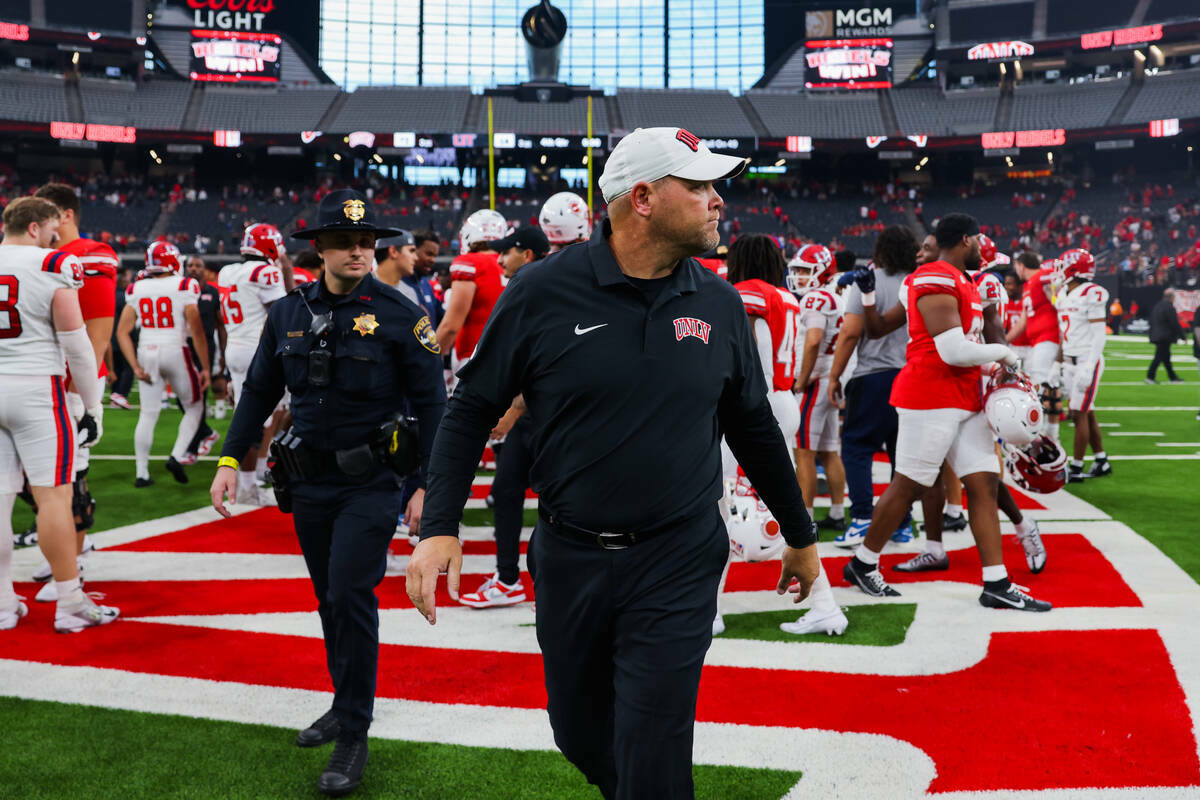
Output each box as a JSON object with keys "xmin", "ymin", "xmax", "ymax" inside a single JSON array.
[{"xmin": 421, "ymin": 221, "xmax": 813, "ymax": 547}]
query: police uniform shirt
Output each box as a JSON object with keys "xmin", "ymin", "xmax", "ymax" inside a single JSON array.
[
  {"xmin": 422, "ymin": 220, "xmax": 813, "ymax": 547},
  {"xmin": 219, "ymin": 272, "xmax": 446, "ymax": 484}
]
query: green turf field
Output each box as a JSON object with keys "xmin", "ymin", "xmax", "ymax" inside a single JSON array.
[{"xmin": 4, "ymin": 337, "xmax": 1198, "ymax": 799}]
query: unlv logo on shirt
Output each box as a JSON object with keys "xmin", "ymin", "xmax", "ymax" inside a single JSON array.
[{"xmin": 673, "ymin": 316, "xmax": 711, "ymax": 344}]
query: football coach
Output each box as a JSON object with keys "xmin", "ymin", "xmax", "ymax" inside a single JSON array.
[{"xmin": 408, "ymin": 128, "xmax": 820, "ymax": 799}]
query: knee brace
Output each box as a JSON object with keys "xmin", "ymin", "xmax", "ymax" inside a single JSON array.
[
  {"xmin": 72, "ymin": 468, "xmax": 96, "ymax": 531},
  {"xmin": 1039, "ymin": 382, "xmax": 1063, "ymax": 417}
]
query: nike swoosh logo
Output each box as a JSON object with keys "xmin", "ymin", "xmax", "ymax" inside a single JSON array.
[
  {"xmin": 574, "ymin": 323, "xmax": 608, "ymax": 335},
  {"xmin": 990, "ymin": 592, "xmax": 1025, "ymax": 609}
]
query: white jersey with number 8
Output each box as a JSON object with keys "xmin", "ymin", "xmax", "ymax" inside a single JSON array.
[
  {"xmin": 126, "ymin": 275, "xmax": 200, "ymax": 346},
  {"xmin": 797, "ymin": 287, "xmax": 843, "ymax": 379},
  {"xmin": 0, "ymin": 245, "xmax": 84, "ymax": 376}
]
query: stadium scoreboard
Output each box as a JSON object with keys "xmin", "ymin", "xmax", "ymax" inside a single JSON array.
[
  {"xmin": 805, "ymin": 37, "xmax": 893, "ymax": 90},
  {"xmin": 189, "ymin": 29, "xmax": 281, "ymax": 83}
]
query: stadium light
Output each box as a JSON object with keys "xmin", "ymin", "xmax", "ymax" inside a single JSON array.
[
  {"xmin": 774, "ymin": 158, "xmax": 785, "ymax": 167},
  {"xmin": 332, "ymin": 153, "xmax": 342, "ymax": 161},
  {"xmin": 71, "ymin": 52, "xmax": 79, "ymax": 66},
  {"xmin": 918, "ymin": 156, "xmax": 929, "ymax": 167},
  {"xmin": 540, "ymin": 154, "xmax": 547, "ymax": 165},
  {"xmin": 1047, "ymin": 152, "xmax": 1054, "ymax": 163},
  {"xmin": 1149, "ymin": 45, "xmax": 1165, "ymax": 67},
  {"xmin": 581, "ymin": 155, "xmax": 588, "ymax": 165},
  {"xmin": 372, "ymin": 154, "xmax": 383, "ymax": 164}
]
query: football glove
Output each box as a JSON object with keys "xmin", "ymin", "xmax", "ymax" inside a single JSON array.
[
  {"xmin": 78, "ymin": 405, "xmax": 103, "ymax": 448},
  {"xmin": 836, "ymin": 266, "xmax": 875, "ymax": 294}
]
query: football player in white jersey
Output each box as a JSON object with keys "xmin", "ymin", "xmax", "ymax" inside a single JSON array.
[
  {"xmin": 540, "ymin": 192, "xmax": 591, "ymax": 253},
  {"xmin": 218, "ymin": 223, "xmax": 287, "ymax": 501},
  {"xmin": 116, "ymin": 242, "xmax": 209, "ymax": 486},
  {"xmin": 788, "ymin": 245, "xmax": 848, "ymax": 528},
  {"xmin": 0, "ymin": 197, "xmax": 117, "ymax": 632},
  {"xmin": 1055, "ymin": 248, "xmax": 1111, "ymax": 483}
]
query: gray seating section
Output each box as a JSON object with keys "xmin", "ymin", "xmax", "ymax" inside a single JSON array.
[
  {"xmin": 1010, "ymin": 80, "xmax": 1128, "ymax": 131},
  {"xmin": 616, "ymin": 89, "xmax": 757, "ymax": 136},
  {"xmin": 893, "ymin": 87, "xmax": 998, "ymax": 136},
  {"xmin": 746, "ymin": 91, "xmax": 886, "ymax": 138},
  {"xmin": 195, "ymin": 86, "xmax": 339, "ymax": 133},
  {"xmin": 331, "ymin": 86, "xmax": 471, "ymax": 132},
  {"xmin": 486, "ymin": 96, "xmax": 609, "ymax": 136},
  {"xmin": 1123, "ymin": 71, "xmax": 1200, "ymax": 124},
  {"xmin": 0, "ymin": 71, "xmax": 69, "ymax": 123},
  {"xmin": 79, "ymin": 198, "xmax": 161, "ymax": 240},
  {"xmin": 79, "ymin": 78, "xmax": 193, "ymax": 129}
]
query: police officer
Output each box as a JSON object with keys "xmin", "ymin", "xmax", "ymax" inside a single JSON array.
[
  {"xmin": 409, "ymin": 128, "xmax": 820, "ymax": 799},
  {"xmin": 209, "ymin": 189, "xmax": 446, "ymax": 798}
]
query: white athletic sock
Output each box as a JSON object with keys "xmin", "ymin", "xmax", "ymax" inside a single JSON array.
[
  {"xmin": 1070, "ymin": 459, "xmax": 1084, "ymax": 469},
  {"xmin": 56, "ymin": 577, "xmax": 85, "ymax": 608},
  {"xmin": 855, "ymin": 543, "xmax": 881, "ymax": 566},
  {"xmin": 829, "ymin": 503, "xmax": 845, "ymax": 521},
  {"xmin": 171, "ymin": 399, "xmax": 206, "ymax": 461},
  {"xmin": 981, "ymin": 564, "xmax": 1008, "ymax": 584},
  {"xmin": 808, "ymin": 564, "xmax": 838, "ymax": 613},
  {"xmin": 0, "ymin": 493, "xmax": 15, "ymax": 604},
  {"xmin": 256, "ymin": 457, "xmax": 268, "ymax": 480},
  {"xmin": 945, "ymin": 503, "xmax": 963, "ymax": 518},
  {"xmin": 1015, "ymin": 518, "xmax": 1036, "ymax": 537},
  {"xmin": 237, "ymin": 470, "xmax": 257, "ymax": 498},
  {"xmin": 926, "ymin": 540, "xmax": 945, "ymax": 558},
  {"xmin": 806, "ymin": 507, "xmax": 814, "ymax": 522},
  {"xmin": 1094, "ymin": 451, "xmax": 1107, "ymax": 461},
  {"xmin": 1049, "ymin": 421, "xmax": 1060, "ymax": 440}
]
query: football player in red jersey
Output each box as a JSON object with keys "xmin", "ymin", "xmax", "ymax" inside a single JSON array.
[
  {"xmin": 32, "ymin": 183, "xmax": 117, "ymax": 585},
  {"xmin": 436, "ymin": 210, "xmax": 507, "ymax": 386},
  {"xmin": 845, "ymin": 214, "xmax": 1051, "ymax": 611},
  {"xmin": 1004, "ymin": 268, "xmax": 1029, "ymax": 363},
  {"xmin": 1008, "ymin": 252, "xmax": 1062, "ymax": 442}
]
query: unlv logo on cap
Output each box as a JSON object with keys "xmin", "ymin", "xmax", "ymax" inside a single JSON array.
[{"xmin": 676, "ymin": 129, "xmax": 700, "ymax": 152}]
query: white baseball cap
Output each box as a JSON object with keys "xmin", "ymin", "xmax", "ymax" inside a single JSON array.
[{"xmin": 599, "ymin": 127, "xmax": 747, "ymax": 204}]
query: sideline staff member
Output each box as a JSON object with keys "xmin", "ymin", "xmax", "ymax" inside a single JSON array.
[
  {"xmin": 409, "ymin": 128, "xmax": 819, "ymax": 799},
  {"xmin": 210, "ymin": 189, "xmax": 446, "ymax": 798}
]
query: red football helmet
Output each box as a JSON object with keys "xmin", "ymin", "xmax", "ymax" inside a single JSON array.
[
  {"xmin": 145, "ymin": 241, "xmax": 182, "ymax": 275},
  {"xmin": 786, "ymin": 244, "xmax": 836, "ymax": 293},
  {"xmin": 1003, "ymin": 435, "xmax": 1068, "ymax": 494},
  {"xmin": 978, "ymin": 233, "xmax": 998, "ymax": 267},
  {"xmin": 1058, "ymin": 248, "xmax": 1096, "ymax": 282},
  {"xmin": 241, "ymin": 222, "xmax": 285, "ymax": 264}
]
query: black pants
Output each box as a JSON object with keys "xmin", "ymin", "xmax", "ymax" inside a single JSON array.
[
  {"xmin": 1147, "ymin": 341, "xmax": 1179, "ymax": 381},
  {"xmin": 291, "ymin": 468, "xmax": 403, "ymax": 735},
  {"xmin": 532, "ymin": 508, "xmax": 729, "ymax": 800},
  {"xmin": 841, "ymin": 369, "xmax": 901, "ymax": 521},
  {"xmin": 492, "ymin": 414, "xmax": 534, "ymax": 585}
]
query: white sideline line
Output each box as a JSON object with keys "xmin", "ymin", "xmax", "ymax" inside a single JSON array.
[
  {"xmin": 1096, "ymin": 406, "xmax": 1195, "ymax": 411},
  {"xmin": 1108, "ymin": 431, "xmax": 1163, "ymax": 436},
  {"xmin": 1106, "ymin": 381, "xmax": 1199, "ymax": 386},
  {"xmin": 1097, "ymin": 422, "xmax": 1121, "ymax": 427},
  {"xmin": 1105, "ymin": 454, "xmax": 1200, "ymax": 461},
  {"xmin": 88, "ymin": 454, "xmax": 219, "ymax": 461},
  {"xmin": 1154, "ymin": 442, "xmax": 1200, "ymax": 448}
]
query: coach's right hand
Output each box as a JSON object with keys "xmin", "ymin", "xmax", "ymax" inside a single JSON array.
[
  {"xmin": 406, "ymin": 536, "xmax": 463, "ymax": 625},
  {"xmin": 210, "ymin": 465, "xmax": 237, "ymax": 518},
  {"xmin": 777, "ymin": 543, "xmax": 821, "ymax": 603}
]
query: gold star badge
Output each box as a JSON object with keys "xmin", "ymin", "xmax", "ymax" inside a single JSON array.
[
  {"xmin": 342, "ymin": 198, "xmax": 366, "ymax": 222},
  {"xmin": 353, "ymin": 313, "xmax": 379, "ymax": 336}
]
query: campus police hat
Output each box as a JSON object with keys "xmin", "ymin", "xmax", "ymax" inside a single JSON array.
[
  {"xmin": 487, "ymin": 226, "xmax": 550, "ymax": 259},
  {"xmin": 375, "ymin": 229, "xmax": 415, "ymax": 250},
  {"xmin": 292, "ymin": 188, "xmax": 405, "ymax": 241},
  {"xmin": 599, "ymin": 127, "xmax": 747, "ymax": 204}
]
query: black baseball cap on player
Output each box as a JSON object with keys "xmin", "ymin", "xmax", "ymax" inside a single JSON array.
[
  {"xmin": 933, "ymin": 213, "xmax": 981, "ymax": 247},
  {"xmin": 292, "ymin": 188, "xmax": 405, "ymax": 241},
  {"xmin": 487, "ymin": 226, "xmax": 550, "ymax": 259}
]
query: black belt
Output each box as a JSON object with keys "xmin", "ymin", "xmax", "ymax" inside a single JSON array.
[{"xmin": 538, "ymin": 506, "xmax": 679, "ymax": 550}]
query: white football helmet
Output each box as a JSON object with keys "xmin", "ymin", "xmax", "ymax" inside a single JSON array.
[
  {"xmin": 726, "ymin": 494, "xmax": 785, "ymax": 563},
  {"xmin": 983, "ymin": 364, "xmax": 1043, "ymax": 446},
  {"xmin": 786, "ymin": 244, "xmax": 836, "ymax": 294},
  {"xmin": 459, "ymin": 209, "xmax": 508, "ymax": 252},
  {"xmin": 539, "ymin": 192, "xmax": 591, "ymax": 245}
]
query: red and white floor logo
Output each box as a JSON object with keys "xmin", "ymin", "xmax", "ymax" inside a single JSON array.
[{"xmin": 4, "ymin": 471, "xmax": 1200, "ymax": 798}]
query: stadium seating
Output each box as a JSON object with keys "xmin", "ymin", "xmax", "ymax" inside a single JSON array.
[
  {"xmin": 1009, "ymin": 80, "xmax": 1129, "ymax": 131},
  {"xmin": 892, "ymin": 87, "xmax": 997, "ymax": 136},
  {"xmin": 331, "ymin": 86, "xmax": 471, "ymax": 132},
  {"xmin": 194, "ymin": 86, "xmax": 340, "ymax": 133},
  {"xmin": 0, "ymin": 71, "xmax": 69, "ymax": 123},
  {"xmin": 616, "ymin": 89, "xmax": 758, "ymax": 137},
  {"xmin": 79, "ymin": 197, "xmax": 161, "ymax": 243},
  {"xmin": 79, "ymin": 78, "xmax": 193, "ymax": 130},
  {"xmin": 746, "ymin": 91, "xmax": 886, "ymax": 138},
  {"xmin": 1123, "ymin": 71, "xmax": 1200, "ymax": 124},
  {"xmin": 485, "ymin": 95, "xmax": 609, "ymax": 136}
]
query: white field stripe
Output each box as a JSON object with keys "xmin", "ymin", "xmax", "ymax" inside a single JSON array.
[
  {"xmin": 1105, "ymin": 454, "xmax": 1200, "ymax": 461},
  {"xmin": 1107, "ymin": 381, "xmax": 1199, "ymax": 386},
  {"xmin": 1155, "ymin": 442, "xmax": 1200, "ymax": 448},
  {"xmin": 1102, "ymin": 366, "xmax": 1168, "ymax": 371},
  {"xmin": 1096, "ymin": 406, "xmax": 1195, "ymax": 411},
  {"xmin": 1097, "ymin": 422, "xmax": 1121, "ymax": 427},
  {"xmin": 88, "ymin": 454, "xmax": 219, "ymax": 461},
  {"xmin": 1109, "ymin": 431, "xmax": 1164, "ymax": 436}
]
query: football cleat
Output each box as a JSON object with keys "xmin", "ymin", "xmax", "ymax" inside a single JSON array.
[
  {"xmin": 893, "ymin": 551, "xmax": 950, "ymax": 572},
  {"xmin": 197, "ymin": 430, "xmax": 221, "ymax": 457},
  {"xmin": 13, "ymin": 526, "xmax": 38, "ymax": 548},
  {"xmin": 816, "ymin": 515, "xmax": 847, "ymax": 532},
  {"xmin": 82, "ymin": 535, "xmax": 96, "ymax": 554},
  {"xmin": 33, "ymin": 556, "xmax": 83, "ymax": 583},
  {"xmin": 458, "ymin": 574, "xmax": 526, "ymax": 609},
  {"xmin": 1067, "ymin": 465, "xmax": 1084, "ymax": 484},
  {"xmin": 54, "ymin": 596, "xmax": 120, "ymax": 632},
  {"xmin": 108, "ymin": 393, "xmax": 132, "ymax": 410},
  {"xmin": 165, "ymin": 456, "xmax": 188, "ymax": 484},
  {"xmin": 1017, "ymin": 522, "xmax": 1047, "ymax": 574},
  {"xmin": 712, "ymin": 614, "xmax": 726, "ymax": 637},
  {"xmin": 843, "ymin": 558, "xmax": 901, "ymax": 597},
  {"xmin": 779, "ymin": 607, "xmax": 849, "ymax": 636},
  {"xmin": 1086, "ymin": 459, "xmax": 1112, "ymax": 478},
  {"xmin": 979, "ymin": 581, "xmax": 1052, "ymax": 612},
  {"xmin": 890, "ymin": 522, "xmax": 915, "ymax": 544},
  {"xmin": 833, "ymin": 518, "xmax": 870, "ymax": 549},
  {"xmin": 942, "ymin": 512, "xmax": 968, "ymax": 532},
  {"xmin": 177, "ymin": 452, "xmax": 199, "ymax": 467},
  {"xmin": 134, "ymin": 477, "xmax": 154, "ymax": 488},
  {"xmin": 0, "ymin": 596, "xmax": 28, "ymax": 631}
]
